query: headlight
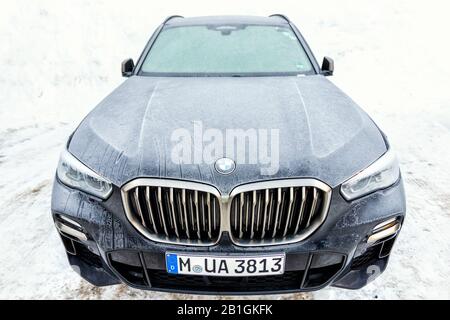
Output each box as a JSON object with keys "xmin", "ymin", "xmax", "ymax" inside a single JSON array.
[
  {"xmin": 340, "ymin": 148, "xmax": 400, "ymax": 200},
  {"xmin": 57, "ymin": 149, "xmax": 113, "ymax": 199}
]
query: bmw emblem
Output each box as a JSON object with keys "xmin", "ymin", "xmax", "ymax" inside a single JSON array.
[{"xmin": 214, "ymin": 158, "xmax": 236, "ymax": 175}]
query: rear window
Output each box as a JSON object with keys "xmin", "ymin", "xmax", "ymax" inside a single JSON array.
[{"xmin": 140, "ymin": 24, "xmax": 314, "ymax": 76}]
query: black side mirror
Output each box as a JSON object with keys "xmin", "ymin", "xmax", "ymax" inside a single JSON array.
[
  {"xmin": 121, "ymin": 58, "xmax": 135, "ymax": 77},
  {"xmin": 321, "ymin": 56, "xmax": 334, "ymax": 76}
]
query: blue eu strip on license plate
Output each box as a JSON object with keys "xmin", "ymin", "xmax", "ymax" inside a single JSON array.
[{"xmin": 166, "ymin": 253, "xmax": 179, "ymax": 274}]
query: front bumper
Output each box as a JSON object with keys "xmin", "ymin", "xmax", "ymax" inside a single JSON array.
[{"xmin": 51, "ymin": 177, "xmax": 406, "ymax": 294}]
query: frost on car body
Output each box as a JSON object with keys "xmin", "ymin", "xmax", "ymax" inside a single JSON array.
[{"xmin": 51, "ymin": 15, "xmax": 406, "ymax": 294}]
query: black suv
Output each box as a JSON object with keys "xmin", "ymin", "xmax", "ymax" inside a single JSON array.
[{"xmin": 51, "ymin": 15, "xmax": 405, "ymax": 294}]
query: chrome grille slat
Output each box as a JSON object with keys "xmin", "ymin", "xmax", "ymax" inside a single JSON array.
[
  {"xmin": 239, "ymin": 193, "xmax": 244, "ymax": 238},
  {"xmin": 250, "ymin": 190, "xmax": 257, "ymax": 239},
  {"xmin": 157, "ymin": 187, "xmax": 169, "ymax": 236},
  {"xmin": 133, "ymin": 190, "xmax": 147, "ymax": 230},
  {"xmin": 266, "ymin": 190, "xmax": 274, "ymax": 227},
  {"xmin": 206, "ymin": 194, "xmax": 212, "ymax": 238},
  {"xmin": 261, "ymin": 189, "xmax": 270, "ymax": 238},
  {"xmin": 293, "ymin": 187, "xmax": 307, "ymax": 234},
  {"xmin": 144, "ymin": 187, "xmax": 157, "ymax": 233},
  {"xmin": 306, "ymin": 188, "xmax": 318, "ymax": 228},
  {"xmin": 272, "ymin": 188, "xmax": 282, "ymax": 238},
  {"xmin": 132, "ymin": 188, "xmax": 147, "ymax": 228},
  {"xmin": 181, "ymin": 189, "xmax": 190, "ymax": 239},
  {"xmin": 283, "ymin": 187, "xmax": 295, "ymax": 237},
  {"xmin": 200, "ymin": 193, "xmax": 207, "ymax": 232},
  {"xmin": 245, "ymin": 193, "xmax": 251, "ymax": 234},
  {"xmin": 169, "ymin": 188, "xmax": 179, "ymax": 237},
  {"xmin": 194, "ymin": 191, "xmax": 201, "ymax": 239},
  {"xmin": 277, "ymin": 190, "xmax": 286, "ymax": 230},
  {"xmin": 255, "ymin": 191, "xmax": 262, "ymax": 233},
  {"xmin": 188, "ymin": 191, "xmax": 196, "ymax": 232},
  {"xmin": 211, "ymin": 194, "xmax": 217, "ymax": 231},
  {"xmin": 175, "ymin": 190, "xmax": 184, "ymax": 230}
]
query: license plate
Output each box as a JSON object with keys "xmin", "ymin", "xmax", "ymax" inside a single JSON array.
[{"xmin": 165, "ymin": 253, "xmax": 285, "ymax": 277}]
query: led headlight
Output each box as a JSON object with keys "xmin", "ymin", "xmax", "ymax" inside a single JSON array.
[
  {"xmin": 340, "ymin": 148, "xmax": 400, "ymax": 200},
  {"xmin": 57, "ymin": 149, "xmax": 112, "ymax": 199}
]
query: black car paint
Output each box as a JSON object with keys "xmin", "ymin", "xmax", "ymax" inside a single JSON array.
[{"xmin": 51, "ymin": 15, "xmax": 406, "ymax": 293}]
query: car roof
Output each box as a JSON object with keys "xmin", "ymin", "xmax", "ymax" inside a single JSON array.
[{"xmin": 164, "ymin": 15, "xmax": 290, "ymax": 26}]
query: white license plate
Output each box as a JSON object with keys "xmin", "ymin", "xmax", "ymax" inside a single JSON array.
[{"xmin": 165, "ymin": 253, "xmax": 285, "ymax": 277}]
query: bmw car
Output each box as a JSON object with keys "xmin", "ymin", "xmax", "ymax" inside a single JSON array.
[{"xmin": 51, "ymin": 15, "xmax": 406, "ymax": 294}]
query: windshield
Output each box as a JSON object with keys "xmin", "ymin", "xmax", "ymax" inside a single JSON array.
[{"xmin": 140, "ymin": 24, "xmax": 314, "ymax": 76}]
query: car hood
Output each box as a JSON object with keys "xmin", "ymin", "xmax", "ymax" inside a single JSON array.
[{"xmin": 69, "ymin": 75, "xmax": 386, "ymax": 193}]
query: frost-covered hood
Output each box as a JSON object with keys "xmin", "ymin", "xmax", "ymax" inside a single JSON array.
[{"xmin": 68, "ymin": 75, "xmax": 386, "ymax": 193}]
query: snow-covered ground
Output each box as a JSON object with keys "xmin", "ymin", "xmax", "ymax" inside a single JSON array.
[{"xmin": 0, "ymin": 0, "xmax": 449, "ymax": 299}]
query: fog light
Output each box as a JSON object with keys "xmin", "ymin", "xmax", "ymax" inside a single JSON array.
[
  {"xmin": 55, "ymin": 216, "xmax": 88, "ymax": 241},
  {"xmin": 367, "ymin": 218, "xmax": 401, "ymax": 244}
]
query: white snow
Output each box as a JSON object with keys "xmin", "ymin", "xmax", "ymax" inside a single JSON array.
[{"xmin": 0, "ymin": 0, "xmax": 449, "ymax": 299}]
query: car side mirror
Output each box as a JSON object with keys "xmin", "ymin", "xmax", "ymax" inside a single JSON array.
[
  {"xmin": 321, "ymin": 56, "xmax": 334, "ymax": 76},
  {"xmin": 121, "ymin": 58, "xmax": 135, "ymax": 77}
]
